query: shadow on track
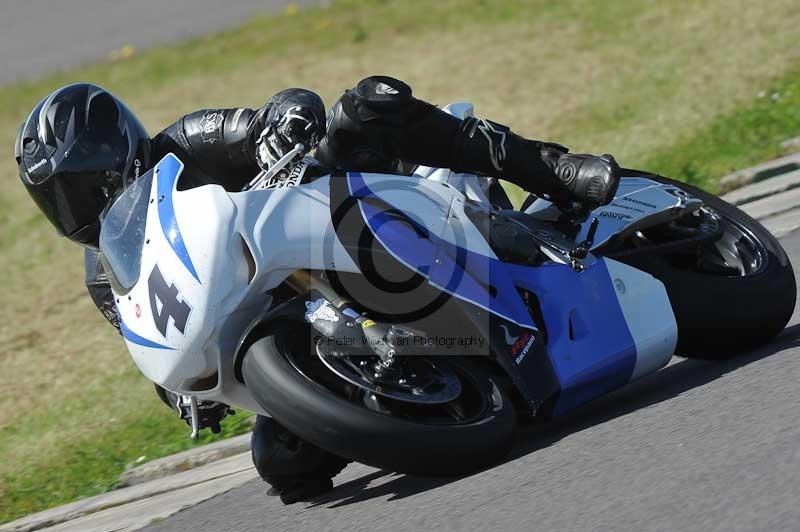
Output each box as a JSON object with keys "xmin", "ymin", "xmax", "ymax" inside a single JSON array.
[
  {"xmin": 306, "ymin": 324, "xmax": 800, "ymax": 509},
  {"xmin": 511, "ymin": 322, "xmax": 800, "ymax": 454}
]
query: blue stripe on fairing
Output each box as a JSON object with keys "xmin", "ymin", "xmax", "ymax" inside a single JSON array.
[
  {"xmin": 120, "ymin": 319, "xmax": 173, "ymax": 350},
  {"xmin": 347, "ymin": 172, "xmax": 638, "ymax": 414},
  {"xmin": 348, "ymin": 172, "xmax": 535, "ymax": 328},
  {"xmin": 513, "ymin": 260, "xmax": 637, "ymax": 415},
  {"xmin": 156, "ymin": 154, "xmax": 200, "ymax": 282}
]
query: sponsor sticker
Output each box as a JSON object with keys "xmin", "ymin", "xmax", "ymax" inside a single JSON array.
[
  {"xmin": 199, "ymin": 111, "xmax": 223, "ymax": 144},
  {"xmin": 29, "ymin": 158, "xmax": 48, "ymax": 172},
  {"xmin": 511, "ymin": 333, "xmax": 535, "ymax": 365}
]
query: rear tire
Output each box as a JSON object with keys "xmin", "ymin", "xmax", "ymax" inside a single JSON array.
[
  {"xmin": 242, "ymin": 321, "xmax": 516, "ymax": 475},
  {"xmin": 613, "ymin": 175, "xmax": 796, "ymax": 358}
]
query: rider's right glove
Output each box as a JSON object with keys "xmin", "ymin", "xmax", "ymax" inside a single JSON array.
[{"xmin": 553, "ymin": 152, "xmax": 621, "ymax": 211}]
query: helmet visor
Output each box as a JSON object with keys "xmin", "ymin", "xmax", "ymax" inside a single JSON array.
[{"xmin": 30, "ymin": 124, "xmax": 129, "ymax": 242}]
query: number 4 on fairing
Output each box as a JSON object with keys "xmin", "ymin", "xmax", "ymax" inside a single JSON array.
[{"xmin": 148, "ymin": 265, "xmax": 191, "ymax": 337}]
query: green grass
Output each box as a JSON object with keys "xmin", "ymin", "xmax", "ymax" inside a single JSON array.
[
  {"xmin": 644, "ymin": 73, "xmax": 800, "ymax": 192},
  {"xmin": 1, "ymin": 0, "xmax": 799, "ymax": 523},
  {"xmin": 1, "ymin": 411, "xmax": 254, "ymax": 519}
]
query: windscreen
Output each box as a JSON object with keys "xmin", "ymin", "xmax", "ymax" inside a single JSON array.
[{"xmin": 99, "ymin": 169, "xmax": 154, "ymax": 294}]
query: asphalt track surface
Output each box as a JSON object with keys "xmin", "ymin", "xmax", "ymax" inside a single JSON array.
[
  {"xmin": 143, "ymin": 230, "xmax": 800, "ymax": 532},
  {"xmin": 0, "ymin": 0, "xmax": 321, "ymax": 86}
]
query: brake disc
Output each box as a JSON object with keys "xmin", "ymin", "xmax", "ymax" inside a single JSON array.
[{"xmin": 316, "ymin": 344, "xmax": 461, "ymax": 404}]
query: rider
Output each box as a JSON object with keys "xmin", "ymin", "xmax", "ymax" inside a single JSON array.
[{"xmin": 15, "ymin": 76, "xmax": 620, "ymax": 503}]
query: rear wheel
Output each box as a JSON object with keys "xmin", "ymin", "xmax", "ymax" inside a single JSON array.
[
  {"xmin": 242, "ymin": 321, "xmax": 516, "ymax": 475},
  {"xmin": 607, "ymin": 175, "xmax": 796, "ymax": 358}
]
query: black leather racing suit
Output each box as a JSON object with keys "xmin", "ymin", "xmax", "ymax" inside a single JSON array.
[{"xmin": 84, "ymin": 75, "xmax": 593, "ymax": 502}]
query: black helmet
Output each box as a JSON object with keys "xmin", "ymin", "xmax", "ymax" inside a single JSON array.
[{"xmin": 15, "ymin": 83, "xmax": 150, "ymax": 248}]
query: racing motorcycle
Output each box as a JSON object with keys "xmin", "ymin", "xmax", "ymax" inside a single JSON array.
[{"xmin": 100, "ymin": 103, "xmax": 796, "ymax": 475}]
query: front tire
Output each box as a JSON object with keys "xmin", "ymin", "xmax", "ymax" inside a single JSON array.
[{"xmin": 242, "ymin": 321, "xmax": 516, "ymax": 475}]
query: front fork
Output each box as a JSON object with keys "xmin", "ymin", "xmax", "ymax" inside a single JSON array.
[
  {"xmin": 286, "ymin": 270, "xmax": 417, "ymax": 376},
  {"xmin": 234, "ymin": 270, "xmax": 559, "ymax": 418},
  {"xmin": 264, "ymin": 271, "xmax": 465, "ymax": 404}
]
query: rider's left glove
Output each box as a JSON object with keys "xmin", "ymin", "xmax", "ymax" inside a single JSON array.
[{"xmin": 254, "ymin": 89, "xmax": 326, "ymax": 171}]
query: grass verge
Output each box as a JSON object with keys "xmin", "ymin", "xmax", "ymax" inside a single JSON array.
[
  {"xmin": 1, "ymin": 0, "xmax": 799, "ymax": 523},
  {"xmin": 644, "ymin": 73, "xmax": 800, "ymax": 192}
]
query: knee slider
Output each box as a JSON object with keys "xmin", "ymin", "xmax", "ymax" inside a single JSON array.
[{"xmin": 250, "ymin": 416, "xmax": 331, "ymax": 479}]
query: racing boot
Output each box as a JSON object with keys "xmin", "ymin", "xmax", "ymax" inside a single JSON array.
[{"xmin": 451, "ymin": 116, "xmax": 621, "ymax": 210}]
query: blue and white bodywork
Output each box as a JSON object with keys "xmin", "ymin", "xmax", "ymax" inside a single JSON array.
[
  {"xmin": 338, "ymin": 170, "xmax": 678, "ymax": 415},
  {"xmin": 101, "ymin": 102, "xmax": 683, "ymax": 419}
]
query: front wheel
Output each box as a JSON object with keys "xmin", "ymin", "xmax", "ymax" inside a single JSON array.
[
  {"xmin": 242, "ymin": 321, "xmax": 516, "ymax": 475},
  {"xmin": 609, "ymin": 175, "xmax": 796, "ymax": 358}
]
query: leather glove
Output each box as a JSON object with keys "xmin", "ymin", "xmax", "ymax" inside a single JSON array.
[
  {"xmin": 254, "ymin": 89, "xmax": 326, "ymax": 171},
  {"xmin": 554, "ymin": 153, "xmax": 621, "ymax": 210}
]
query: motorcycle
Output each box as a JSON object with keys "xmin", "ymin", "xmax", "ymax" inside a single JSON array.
[{"xmin": 99, "ymin": 103, "xmax": 796, "ymax": 474}]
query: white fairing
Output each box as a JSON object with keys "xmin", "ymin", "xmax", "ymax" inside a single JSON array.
[
  {"xmin": 525, "ymin": 177, "xmax": 704, "ymax": 250},
  {"xmin": 605, "ymin": 259, "xmax": 678, "ymax": 380},
  {"xmin": 112, "ymin": 157, "xmax": 359, "ymax": 413},
  {"xmin": 106, "ymin": 101, "xmax": 681, "ymax": 417},
  {"xmin": 112, "ymin": 154, "xmax": 501, "ymax": 413}
]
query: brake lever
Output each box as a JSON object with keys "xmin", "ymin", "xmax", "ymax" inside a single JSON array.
[
  {"xmin": 506, "ymin": 216, "xmax": 577, "ymax": 267},
  {"xmin": 571, "ymin": 217, "xmax": 600, "ymax": 260},
  {"xmin": 243, "ymin": 143, "xmax": 305, "ymax": 191}
]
